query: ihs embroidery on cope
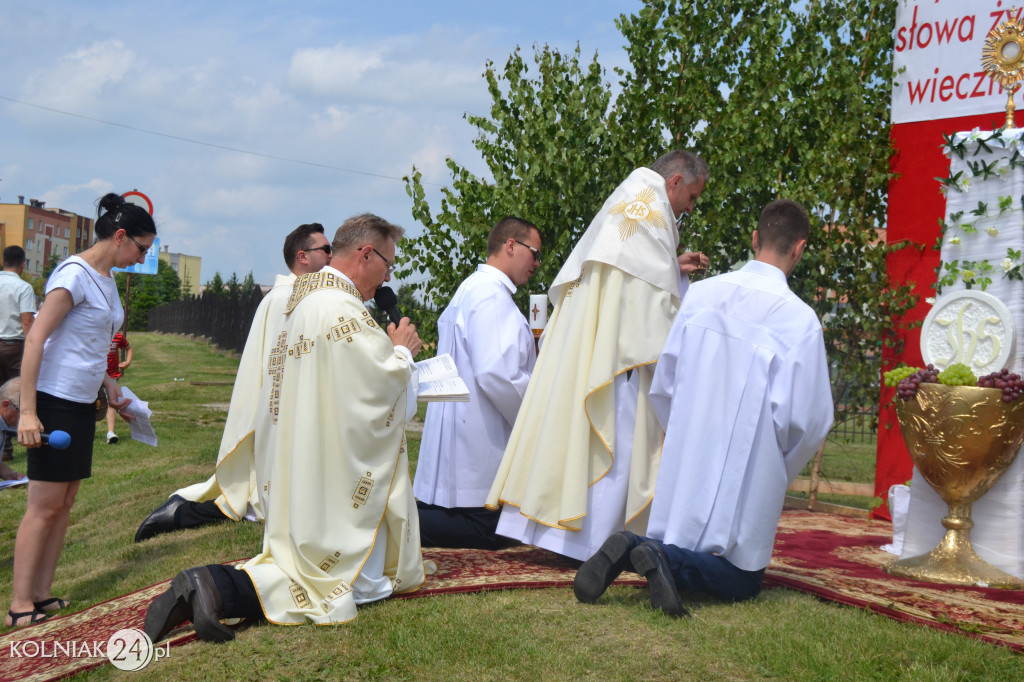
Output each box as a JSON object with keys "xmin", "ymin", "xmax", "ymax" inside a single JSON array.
[
  {"xmin": 352, "ymin": 471, "xmax": 374, "ymax": 509},
  {"xmin": 289, "ymin": 582, "xmax": 311, "ymax": 609},
  {"xmin": 319, "ymin": 551, "xmax": 342, "ymax": 572},
  {"xmin": 609, "ymin": 186, "xmax": 669, "ymax": 241},
  {"xmin": 267, "ymin": 331, "xmax": 288, "ymax": 424}
]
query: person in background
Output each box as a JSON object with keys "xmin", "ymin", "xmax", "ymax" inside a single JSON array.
[
  {"xmin": 6, "ymin": 193, "xmax": 154, "ymax": 627},
  {"xmin": 133, "ymin": 223, "xmax": 332, "ymax": 541},
  {"xmin": 0, "ymin": 378, "xmax": 24, "ymax": 481},
  {"xmin": 104, "ymin": 331, "xmax": 132, "ymax": 444},
  {"xmin": 0, "ymin": 245, "xmax": 36, "ymax": 464}
]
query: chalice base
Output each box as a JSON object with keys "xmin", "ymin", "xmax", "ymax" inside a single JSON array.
[{"xmin": 885, "ymin": 529, "xmax": 1024, "ymax": 589}]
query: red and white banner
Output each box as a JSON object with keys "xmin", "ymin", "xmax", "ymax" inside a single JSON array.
[
  {"xmin": 892, "ymin": 0, "xmax": 1015, "ymax": 123},
  {"xmin": 877, "ymin": 0, "xmax": 1020, "ymax": 518}
]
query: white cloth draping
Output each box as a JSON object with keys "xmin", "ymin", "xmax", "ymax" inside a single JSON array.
[
  {"xmin": 242, "ymin": 267, "xmax": 426, "ymax": 624},
  {"xmin": 414, "ymin": 264, "xmax": 536, "ymax": 508},
  {"xmin": 648, "ymin": 261, "xmax": 834, "ymax": 571},
  {"xmin": 175, "ymin": 273, "xmax": 295, "ymax": 521},
  {"xmin": 902, "ymin": 128, "xmax": 1024, "ymax": 579},
  {"xmin": 486, "ymin": 167, "xmax": 686, "ymax": 561}
]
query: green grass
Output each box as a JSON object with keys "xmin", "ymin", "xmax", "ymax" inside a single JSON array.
[{"xmin": 1, "ymin": 333, "xmax": 1020, "ymax": 679}]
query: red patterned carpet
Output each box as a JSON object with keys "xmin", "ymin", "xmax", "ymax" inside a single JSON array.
[
  {"xmin": 2, "ymin": 511, "xmax": 1022, "ymax": 680},
  {"xmin": 765, "ymin": 510, "xmax": 1024, "ymax": 651}
]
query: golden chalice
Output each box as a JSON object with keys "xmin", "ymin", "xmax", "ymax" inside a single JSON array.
[{"xmin": 888, "ymin": 383, "xmax": 1024, "ymax": 588}]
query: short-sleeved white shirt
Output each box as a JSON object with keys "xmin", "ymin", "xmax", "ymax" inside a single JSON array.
[
  {"xmin": 0, "ymin": 271, "xmax": 37, "ymax": 340},
  {"xmin": 37, "ymin": 256, "xmax": 124, "ymax": 403}
]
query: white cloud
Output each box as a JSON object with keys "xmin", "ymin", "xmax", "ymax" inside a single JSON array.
[
  {"xmin": 288, "ymin": 44, "xmax": 385, "ymax": 95},
  {"xmin": 39, "ymin": 179, "xmax": 115, "ymax": 214},
  {"xmin": 21, "ymin": 40, "xmax": 139, "ymax": 111}
]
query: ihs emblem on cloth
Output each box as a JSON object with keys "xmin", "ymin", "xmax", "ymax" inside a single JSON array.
[{"xmin": 609, "ymin": 186, "xmax": 669, "ymax": 241}]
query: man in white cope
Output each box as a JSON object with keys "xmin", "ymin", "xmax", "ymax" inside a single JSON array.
[
  {"xmin": 573, "ymin": 199, "xmax": 834, "ymax": 616},
  {"xmin": 414, "ymin": 217, "xmax": 541, "ymax": 549},
  {"xmin": 485, "ymin": 150, "xmax": 710, "ymax": 561},
  {"xmin": 134, "ymin": 224, "xmax": 332, "ymax": 542},
  {"xmin": 145, "ymin": 214, "xmax": 427, "ymax": 642}
]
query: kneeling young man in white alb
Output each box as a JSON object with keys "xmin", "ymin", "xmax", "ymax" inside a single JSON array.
[
  {"xmin": 574, "ymin": 199, "xmax": 833, "ymax": 616},
  {"xmin": 414, "ymin": 217, "xmax": 540, "ymax": 549}
]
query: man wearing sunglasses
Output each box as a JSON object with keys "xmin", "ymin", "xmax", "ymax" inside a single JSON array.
[
  {"xmin": 414, "ymin": 217, "xmax": 541, "ymax": 549},
  {"xmin": 487, "ymin": 150, "xmax": 710, "ymax": 562},
  {"xmin": 135, "ymin": 223, "xmax": 332, "ymax": 541}
]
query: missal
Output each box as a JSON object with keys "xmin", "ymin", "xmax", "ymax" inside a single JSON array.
[{"xmin": 415, "ymin": 353, "xmax": 470, "ymax": 402}]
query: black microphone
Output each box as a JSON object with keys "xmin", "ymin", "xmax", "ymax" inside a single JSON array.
[
  {"xmin": 374, "ymin": 286, "xmax": 404, "ymax": 326},
  {"xmin": 0, "ymin": 425, "xmax": 71, "ymax": 450}
]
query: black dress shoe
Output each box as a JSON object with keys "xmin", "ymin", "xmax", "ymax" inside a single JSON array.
[
  {"xmin": 630, "ymin": 542, "xmax": 690, "ymax": 618},
  {"xmin": 135, "ymin": 495, "xmax": 189, "ymax": 543},
  {"xmin": 573, "ymin": 531, "xmax": 639, "ymax": 604},
  {"xmin": 172, "ymin": 567, "xmax": 235, "ymax": 643},
  {"xmin": 144, "ymin": 586, "xmax": 193, "ymax": 643}
]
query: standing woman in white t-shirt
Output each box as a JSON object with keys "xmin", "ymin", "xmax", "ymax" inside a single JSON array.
[{"xmin": 5, "ymin": 193, "xmax": 155, "ymax": 627}]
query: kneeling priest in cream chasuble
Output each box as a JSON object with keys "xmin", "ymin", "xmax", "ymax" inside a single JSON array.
[
  {"xmin": 486, "ymin": 167, "xmax": 688, "ymax": 561},
  {"xmin": 241, "ymin": 268, "xmax": 427, "ymax": 624},
  {"xmin": 175, "ymin": 272, "xmax": 296, "ymax": 521}
]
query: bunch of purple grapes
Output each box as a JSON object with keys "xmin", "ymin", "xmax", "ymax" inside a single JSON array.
[
  {"xmin": 896, "ymin": 365, "xmax": 939, "ymax": 400},
  {"xmin": 977, "ymin": 368, "xmax": 1024, "ymax": 403}
]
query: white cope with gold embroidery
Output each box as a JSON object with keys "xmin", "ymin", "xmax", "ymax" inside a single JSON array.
[
  {"xmin": 241, "ymin": 266, "xmax": 426, "ymax": 624},
  {"xmin": 486, "ymin": 167, "xmax": 688, "ymax": 561},
  {"xmin": 174, "ymin": 272, "xmax": 296, "ymax": 521}
]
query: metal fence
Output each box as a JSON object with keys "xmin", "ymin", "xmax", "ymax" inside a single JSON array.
[
  {"xmin": 829, "ymin": 406, "xmax": 877, "ymax": 444},
  {"xmin": 147, "ymin": 289, "xmax": 265, "ymax": 356}
]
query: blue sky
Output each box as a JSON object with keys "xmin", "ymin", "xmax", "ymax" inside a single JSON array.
[{"xmin": 1, "ymin": 1, "xmax": 636, "ymax": 285}]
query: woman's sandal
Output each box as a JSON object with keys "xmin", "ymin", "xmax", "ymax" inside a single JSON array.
[
  {"xmin": 34, "ymin": 598, "xmax": 71, "ymax": 613},
  {"xmin": 6, "ymin": 608, "xmax": 50, "ymax": 627}
]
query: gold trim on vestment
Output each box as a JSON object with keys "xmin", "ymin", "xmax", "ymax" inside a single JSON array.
[
  {"xmin": 582, "ymin": 360, "xmax": 658, "ymax": 488},
  {"xmin": 286, "ymin": 271, "xmax": 363, "ymax": 313},
  {"xmin": 267, "ymin": 331, "xmax": 288, "ymax": 423}
]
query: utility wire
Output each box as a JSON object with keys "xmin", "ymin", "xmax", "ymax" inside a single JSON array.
[{"xmin": 0, "ymin": 94, "xmax": 443, "ymax": 187}]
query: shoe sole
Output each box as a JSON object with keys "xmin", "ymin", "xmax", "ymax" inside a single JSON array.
[
  {"xmin": 573, "ymin": 532, "xmax": 634, "ymax": 604},
  {"xmin": 144, "ymin": 589, "xmax": 191, "ymax": 643},
  {"xmin": 172, "ymin": 570, "xmax": 235, "ymax": 643},
  {"xmin": 630, "ymin": 545, "xmax": 690, "ymax": 618}
]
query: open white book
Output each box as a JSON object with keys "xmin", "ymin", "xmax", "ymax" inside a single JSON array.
[{"xmin": 416, "ymin": 353, "xmax": 469, "ymax": 402}]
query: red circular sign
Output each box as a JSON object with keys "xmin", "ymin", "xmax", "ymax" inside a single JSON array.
[{"xmin": 122, "ymin": 191, "xmax": 153, "ymax": 216}]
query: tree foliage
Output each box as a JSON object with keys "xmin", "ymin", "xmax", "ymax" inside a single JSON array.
[
  {"xmin": 205, "ymin": 272, "xmax": 226, "ymax": 297},
  {"xmin": 115, "ymin": 259, "xmax": 182, "ymax": 331},
  {"xmin": 615, "ymin": 0, "xmax": 919, "ymax": 415},
  {"xmin": 401, "ymin": 44, "xmax": 640, "ymax": 347},
  {"xmin": 402, "ymin": 0, "xmax": 916, "ymax": 417}
]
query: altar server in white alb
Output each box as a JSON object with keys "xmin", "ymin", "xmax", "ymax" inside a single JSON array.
[
  {"xmin": 415, "ymin": 217, "xmax": 541, "ymax": 548},
  {"xmin": 573, "ymin": 199, "xmax": 834, "ymax": 616},
  {"xmin": 486, "ymin": 150, "xmax": 709, "ymax": 561},
  {"xmin": 134, "ymin": 224, "xmax": 333, "ymax": 542},
  {"xmin": 145, "ymin": 214, "xmax": 427, "ymax": 642}
]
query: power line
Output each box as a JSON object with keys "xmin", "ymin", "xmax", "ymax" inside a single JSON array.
[{"xmin": 0, "ymin": 94, "xmax": 443, "ymax": 187}]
